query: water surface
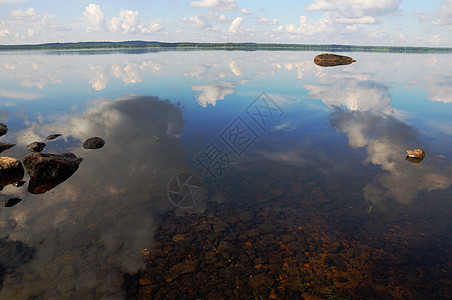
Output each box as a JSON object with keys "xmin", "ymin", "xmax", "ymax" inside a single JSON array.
[{"xmin": 0, "ymin": 49, "xmax": 451, "ymax": 299}]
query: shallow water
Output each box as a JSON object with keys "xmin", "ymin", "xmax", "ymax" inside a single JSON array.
[{"xmin": 0, "ymin": 49, "xmax": 451, "ymax": 299}]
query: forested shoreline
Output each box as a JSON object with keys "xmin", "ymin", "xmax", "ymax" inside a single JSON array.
[{"xmin": 0, "ymin": 41, "xmax": 451, "ymax": 53}]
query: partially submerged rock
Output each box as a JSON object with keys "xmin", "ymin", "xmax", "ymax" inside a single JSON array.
[
  {"xmin": 83, "ymin": 137, "xmax": 105, "ymax": 149},
  {"xmin": 0, "ymin": 143, "xmax": 15, "ymax": 153},
  {"xmin": 0, "ymin": 156, "xmax": 25, "ymax": 188},
  {"xmin": 406, "ymin": 149, "xmax": 425, "ymax": 163},
  {"xmin": 3, "ymin": 198, "xmax": 22, "ymax": 207},
  {"xmin": 0, "ymin": 123, "xmax": 8, "ymax": 137},
  {"xmin": 27, "ymin": 141, "xmax": 46, "ymax": 153},
  {"xmin": 23, "ymin": 153, "xmax": 83, "ymax": 194},
  {"xmin": 45, "ymin": 134, "xmax": 62, "ymax": 141},
  {"xmin": 314, "ymin": 53, "xmax": 356, "ymax": 67}
]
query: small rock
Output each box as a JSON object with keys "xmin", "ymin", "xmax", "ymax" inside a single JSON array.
[
  {"xmin": 238, "ymin": 211, "xmax": 254, "ymax": 222},
  {"xmin": 27, "ymin": 142, "xmax": 46, "ymax": 153},
  {"xmin": 0, "ymin": 143, "xmax": 15, "ymax": 153},
  {"xmin": 45, "ymin": 134, "xmax": 62, "ymax": 141},
  {"xmin": 406, "ymin": 149, "xmax": 425, "ymax": 163},
  {"xmin": 167, "ymin": 260, "xmax": 198, "ymax": 280},
  {"xmin": 83, "ymin": 137, "xmax": 105, "ymax": 149},
  {"xmin": 0, "ymin": 123, "xmax": 8, "ymax": 137},
  {"xmin": 281, "ymin": 234, "xmax": 296, "ymax": 243},
  {"xmin": 327, "ymin": 241, "xmax": 343, "ymax": 254},
  {"xmin": 406, "ymin": 149, "xmax": 425, "ymax": 158},
  {"xmin": 218, "ymin": 241, "xmax": 234, "ymax": 252},
  {"xmin": 324, "ymin": 254, "xmax": 348, "ymax": 271},
  {"xmin": 3, "ymin": 198, "xmax": 22, "ymax": 207}
]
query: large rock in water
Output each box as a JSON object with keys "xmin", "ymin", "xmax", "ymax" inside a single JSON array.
[
  {"xmin": 0, "ymin": 123, "xmax": 8, "ymax": 137},
  {"xmin": 0, "ymin": 157, "xmax": 24, "ymax": 188},
  {"xmin": 314, "ymin": 53, "xmax": 356, "ymax": 67},
  {"xmin": 22, "ymin": 153, "xmax": 83, "ymax": 194}
]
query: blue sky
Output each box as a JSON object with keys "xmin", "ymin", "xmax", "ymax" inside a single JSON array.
[{"xmin": 0, "ymin": 0, "xmax": 451, "ymax": 46}]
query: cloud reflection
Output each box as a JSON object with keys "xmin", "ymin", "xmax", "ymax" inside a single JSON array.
[
  {"xmin": 0, "ymin": 96, "xmax": 191, "ymax": 298},
  {"xmin": 192, "ymin": 81, "xmax": 238, "ymax": 107},
  {"xmin": 326, "ymin": 97, "xmax": 451, "ymax": 204}
]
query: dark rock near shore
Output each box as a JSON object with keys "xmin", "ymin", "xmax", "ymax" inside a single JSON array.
[
  {"xmin": 0, "ymin": 143, "xmax": 15, "ymax": 153},
  {"xmin": 3, "ymin": 198, "xmax": 22, "ymax": 207},
  {"xmin": 0, "ymin": 123, "xmax": 8, "ymax": 137},
  {"xmin": 0, "ymin": 156, "xmax": 25, "ymax": 188},
  {"xmin": 23, "ymin": 153, "xmax": 83, "ymax": 194},
  {"xmin": 314, "ymin": 53, "xmax": 356, "ymax": 67},
  {"xmin": 83, "ymin": 137, "xmax": 105, "ymax": 149},
  {"xmin": 27, "ymin": 141, "xmax": 46, "ymax": 153}
]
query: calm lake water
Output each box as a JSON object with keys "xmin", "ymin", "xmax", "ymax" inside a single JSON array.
[{"xmin": 0, "ymin": 49, "xmax": 451, "ymax": 299}]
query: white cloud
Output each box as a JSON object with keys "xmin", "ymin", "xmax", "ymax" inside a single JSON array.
[
  {"xmin": 190, "ymin": 0, "xmax": 238, "ymax": 11},
  {"xmin": 283, "ymin": 16, "xmax": 331, "ymax": 36},
  {"xmin": 9, "ymin": 7, "xmax": 39, "ymax": 20},
  {"xmin": 0, "ymin": 29, "xmax": 11, "ymax": 37},
  {"xmin": 83, "ymin": 3, "xmax": 107, "ymax": 32},
  {"xmin": 182, "ymin": 14, "xmax": 209, "ymax": 28},
  {"xmin": 182, "ymin": 12, "xmax": 230, "ymax": 29},
  {"xmin": 27, "ymin": 28, "xmax": 36, "ymax": 36},
  {"xmin": 83, "ymin": 4, "xmax": 164, "ymax": 35},
  {"xmin": 257, "ymin": 17, "xmax": 278, "ymax": 26},
  {"xmin": 0, "ymin": 0, "xmax": 29, "ymax": 3},
  {"xmin": 229, "ymin": 17, "xmax": 243, "ymax": 34},
  {"xmin": 208, "ymin": 12, "xmax": 231, "ymax": 23},
  {"xmin": 241, "ymin": 8, "xmax": 253, "ymax": 15},
  {"xmin": 110, "ymin": 9, "xmax": 140, "ymax": 33},
  {"xmin": 306, "ymin": 0, "xmax": 402, "ymax": 24},
  {"xmin": 139, "ymin": 22, "xmax": 164, "ymax": 34},
  {"xmin": 433, "ymin": 0, "xmax": 452, "ymax": 25}
]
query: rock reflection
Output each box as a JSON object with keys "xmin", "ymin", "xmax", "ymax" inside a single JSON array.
[{"xmin": 0, "ymin": 96, "xmax": 191, "ymax": 299}]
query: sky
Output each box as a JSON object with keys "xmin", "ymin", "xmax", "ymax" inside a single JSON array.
[{"xmin": 0, "ymin": 0, "xmax": 451, "ymax": 46}]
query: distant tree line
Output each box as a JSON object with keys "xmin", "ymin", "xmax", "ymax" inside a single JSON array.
[{"xmin": 0, "ymin": 41, "xmax": 451, "ymax": 53}]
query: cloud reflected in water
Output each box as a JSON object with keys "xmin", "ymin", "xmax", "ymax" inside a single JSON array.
[{"xmin": 0, "ymin": 96, "xmax": 192, "ymax": 298}]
